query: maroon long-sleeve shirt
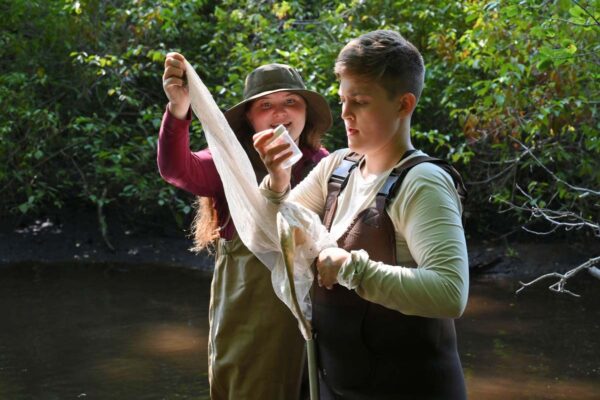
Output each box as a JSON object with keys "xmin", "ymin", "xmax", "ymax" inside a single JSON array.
[{"xmin": 157, "ymin": 108, "xmax": 329, "ymax": 240}]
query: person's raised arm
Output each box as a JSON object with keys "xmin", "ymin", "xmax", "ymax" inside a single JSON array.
[{"xmin": 157, "ymin": 52, "xmax": 222, "ymax": 197}]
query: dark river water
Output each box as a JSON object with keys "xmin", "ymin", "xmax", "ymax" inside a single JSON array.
[{"xmin": 0, "ymin": 263, "xmax": 598, "ymax": 399}]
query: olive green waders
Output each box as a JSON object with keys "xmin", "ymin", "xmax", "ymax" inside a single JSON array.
[{"xmin": 208, "ymin": 234, "xmax": 306, "ymax": 400}]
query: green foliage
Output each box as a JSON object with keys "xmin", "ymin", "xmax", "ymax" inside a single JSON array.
[
  {"xmin": 1, "ymin": 0, "xmax": 598, "ymax": 236},
  {"xmin": 434, "ymin": 0, "xmax": 599, "ymax": 232}
]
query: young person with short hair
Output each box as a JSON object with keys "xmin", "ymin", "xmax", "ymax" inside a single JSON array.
[{"xmin": 255, "ymin": 30, "xmax": 468, "ymax": 399}]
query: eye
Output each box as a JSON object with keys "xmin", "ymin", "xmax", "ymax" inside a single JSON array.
[
  {"xmin": 260, "ymin": 102, "xmax": 271, "ymax": 110},
  {"xmin": 285, "ymin": 98, "xmax": 296, "ymax": 105}
]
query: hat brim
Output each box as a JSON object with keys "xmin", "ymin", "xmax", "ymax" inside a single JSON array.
[{"xmin": 224, "ymin": 88, "xmax": 332, "ymax": 139}]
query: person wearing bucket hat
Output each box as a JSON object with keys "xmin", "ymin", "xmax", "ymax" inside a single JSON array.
[
  {"xmin": 224, "ymin": 63, "xmax": 332, "ymax": 141},
  {"xmin": 157, "ymin": 52, "xmax": 332, "ymax": 399}
]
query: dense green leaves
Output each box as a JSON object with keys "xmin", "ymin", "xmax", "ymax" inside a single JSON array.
[{"xmin": 1, "ymin": 0, "xmax": 598, "ymax": 236}]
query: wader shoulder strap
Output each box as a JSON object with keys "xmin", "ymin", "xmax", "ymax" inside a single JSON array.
[
  {"xmin": 323, "ymin": 152, "xmax": 362, "ymax": 229},
  {"xmin": 324, "ymin": 151, "xmax": 468, "ymax": 228},
  {"xmin": 381, "ymin": 155, "xmax": 468, "ymax": 207}
]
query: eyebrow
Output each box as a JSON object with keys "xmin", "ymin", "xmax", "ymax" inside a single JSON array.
[{"xmin": 338, "ymin": 91, "xmax": 370, "ymax": 97}]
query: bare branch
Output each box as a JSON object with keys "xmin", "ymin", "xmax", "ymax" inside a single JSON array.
[
  {"xmin": 493, "ymin": 189, "xmax": 600, "ymax": 237},
  {"xmin": 509, "ymin": 136, "xmax": 600, "ymax": 197},
  {"xmin": 514, "ymin": 185, "xmax": 600, "ymax": 235},
  {"xmin": 549, "ymin": 17, "xmax": 599, "ymax": 27},
  {"xmin": 466, "ymin": 162, "xmax": 517, "ymax": 185},
  {"xmin": 517, "ymin": 256, "xmax": 600, "ymax": 297},
  {"xmin": 522, "ymin": 224, "xmax": 559, "ymax": 235},
  {"xmin": 572, "ymin": 0, "xmax": 600, "ymax": 27}
]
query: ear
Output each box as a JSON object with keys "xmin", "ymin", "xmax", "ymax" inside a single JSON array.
[{"xmin": 396, "ymin": 92, "xmax": 417, "ymax": 117}]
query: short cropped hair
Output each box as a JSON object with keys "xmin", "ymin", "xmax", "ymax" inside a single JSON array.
[{"xmin": 334, "ymin": 30, "xmax": 425, "ymax": 101}]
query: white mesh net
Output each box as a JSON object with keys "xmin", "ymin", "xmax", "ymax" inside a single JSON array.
[{"xmin": 184, "ymin": 61, "xmax": 336, "ymax": 340}]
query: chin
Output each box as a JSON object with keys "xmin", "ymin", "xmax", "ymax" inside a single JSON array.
[
  {"xmin": 290, "ymin": 129, "xmax": 302, "ymax": 140},
  {"xmin": 347, "ymin": 139, "xmax": 362, "ymax": 152}
]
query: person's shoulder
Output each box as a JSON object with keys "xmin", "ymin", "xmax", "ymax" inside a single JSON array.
[
  {"xmin": 402, "ymin": 153, "xmax": 455, "ymax": 187},
  {"xmin": 332, "ymin": 148, "xmax": 352, "ymax": 157},
  {"xmin": 325, "ymin": 148, "xmax": 353, "ymax": 166},
  {"xmin": 307, "ymin": 148, "xmax": 352, "ymax": 178}
]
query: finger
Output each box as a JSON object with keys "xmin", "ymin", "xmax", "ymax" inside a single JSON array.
[
  {"xmin": 271, "ymin": 149, "xmax": 293, "ymax": 165},
  {"xmin": 315, "ymin": 259, "xmax": 323, "ymax": 273},
  {"xmin": 163, "ymin": 76, "xmax": 185, "ymax": 88},
  {"xmin": 317, "ymin": 275, "xmax": 323, "ymax": 287},
  {"xmin": 253, "ymin": 131, "xmax": 277, "ymax": 159},
  {"xmin": 164, "ymin": 60, "xmax": 187, "ymax": 79},
  {"xmin": 265, "ymin": 142, "xmax": 292, "ymax": 158},
  {"xmin": 163, "ymin": 65, "xmax": 185, "ymax": 80},
  {"xmin": 262, "ymin": 149, "xmax": 293, "ymax": 171},
  {"xmin": 166, "ymin": 57, "xmax": 185, "ymax": 70},
  {"xmin": 252, "ymin": 129, "xmax": 275, "ymax": 146},
  {"xmin": 165, "ymin": 52, "xmax": 186, "ymax": 65}
]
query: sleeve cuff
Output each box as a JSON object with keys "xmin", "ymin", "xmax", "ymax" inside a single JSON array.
[
  {"xmin": 162, "ymin": 104, "xmax": 192, "ymax": 134},
  {"xmin": 337, "ymin": 249, "xmax": 369, "ymax": 289},
  {"xmin": 259, "ymin": 175, "xmax": 290, "ymax": 203}
]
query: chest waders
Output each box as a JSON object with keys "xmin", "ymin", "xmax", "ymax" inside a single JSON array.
[
  {"xmin": 209, "ymin": 236, "xmax": 306, "ymax": 400},
  {"xmin": 208, "ymin": 161, "xmax": 317, "ymax": 400},
  {"xmin": 313, "ymin": 152, "xmax": 468, "ymax": 400}
]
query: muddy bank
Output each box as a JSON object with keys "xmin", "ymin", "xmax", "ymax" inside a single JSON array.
[
  {"xmin": 0, "ymin": 210, "xmax": 213, "ymax": 274},
  {"xmin": 1, "ymin": 210, "xmax": 597, "ymax": 280}
]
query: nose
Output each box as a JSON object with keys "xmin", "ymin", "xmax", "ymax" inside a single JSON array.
[
  {"xmin": 340, "ymin": 102, "xmax": 353, "ymax": 121},
  {"xmin": 273, "ymin": 102, "xmax": 288, "ymax": 117}
]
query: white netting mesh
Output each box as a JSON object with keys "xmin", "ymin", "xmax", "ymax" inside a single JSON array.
[{"xmin": 185, "ymin": 61, "xmax": 336, "ymax": 339}]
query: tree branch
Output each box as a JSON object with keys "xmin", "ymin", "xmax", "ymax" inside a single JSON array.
[
  {"xmin": 517, "ymin": 256, "xmax": 600, "ymax": 297},
  {"xmin": 509, "ymin": 136, "xmax": 600, "ymax": 197},
  {"xmin": 572, "ymin": 0, "xmax": 600, "ymax": 27}
]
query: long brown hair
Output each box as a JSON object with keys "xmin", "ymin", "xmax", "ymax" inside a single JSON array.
[{"xmin": 190, "ymin": 99, "xmax": 323, "ymax": 252}]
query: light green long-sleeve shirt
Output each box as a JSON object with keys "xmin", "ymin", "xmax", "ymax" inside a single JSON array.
[{"xmin": 261, "ymin": 149, "xmax": 469, "ymax": 319}]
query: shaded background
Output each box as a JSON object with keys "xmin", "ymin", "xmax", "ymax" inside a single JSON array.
[{"xmin": 1, "ymin": 0, "xmax": 598, "ymax": 241}]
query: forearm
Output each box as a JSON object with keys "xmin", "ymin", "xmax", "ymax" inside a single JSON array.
[
  {"xmin": 337, "ymin": 163, "xmax": 469, "ymax": 318},
  {"xmin": 157, "ymin": 107, "xmax": 192, "ymax": 181},
  {"xmin": 338, "ymin": 240, "xmax": 468, "ymax": 318},
  {"xmin": 157, "ymin": 107, "xmax": 221, "ymax": 196}
]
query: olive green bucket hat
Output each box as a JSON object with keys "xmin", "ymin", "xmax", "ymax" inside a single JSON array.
[{"xmin": 224, "ymin": 63, "xmax": 332, "ymax": 137}]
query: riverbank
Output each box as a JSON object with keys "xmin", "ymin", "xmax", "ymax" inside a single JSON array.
[
  {"xmin": 0, "ymin": 210, "xmax": 213, "ymax": 275},
  {"xmin": 1, "ymin": 210, "xmax": 597, "ymax": 280}
]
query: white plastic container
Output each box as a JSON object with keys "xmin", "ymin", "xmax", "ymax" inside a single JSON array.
[{"xmin": 269, "ymin": 124, "xmax": 303, "ymax": 169}]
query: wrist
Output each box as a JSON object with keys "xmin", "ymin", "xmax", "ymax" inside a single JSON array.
[
  {"xmin": 168, "ymin": 102, "xmax": 189, "ymax": 120},
  {"xmin": 337, "ymin": 249, "xmax": 369, "ymax": 290},
  {"xmin": 268, "ymin": 174, "xmax": 290, "ymax": 194},
  {"xmin": 259, "ymin": 175, "xmax": 289, "ymax": 203}
]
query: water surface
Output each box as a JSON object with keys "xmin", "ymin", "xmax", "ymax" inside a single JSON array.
[
  {"xmin": 1, "ymin": 263, "xmax": 598, "ymax": 399},
  {"xmin": 0, "ymin": 264, "xmax": 211, "ymax": 400},
  {"xmin": 458, "ymin": 275, "xmax": 599, "ymax": 399}
]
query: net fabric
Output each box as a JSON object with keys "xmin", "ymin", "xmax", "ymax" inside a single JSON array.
[{"xmin": 184, "ymin": 61, "xmax": 336, "ymax": 339}]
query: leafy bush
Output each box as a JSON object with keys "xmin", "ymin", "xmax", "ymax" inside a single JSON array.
[{"xmin": 1, "ymin": 0, "xmax": 597, "ymax": 238}]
